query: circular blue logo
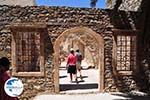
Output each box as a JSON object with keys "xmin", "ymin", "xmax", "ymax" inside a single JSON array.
[{"xmin": 4, "ymin": 77, "xmax": 24, "ymax": 97}]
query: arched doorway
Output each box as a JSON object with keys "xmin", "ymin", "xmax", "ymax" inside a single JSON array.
[{"xmin": 54, "ymin": 27, "xmax": 104, "ymax": 93}]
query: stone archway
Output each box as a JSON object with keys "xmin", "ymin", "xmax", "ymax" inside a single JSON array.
[{"xmin": 54, "ymin": 27, "xmax": 104, "ymax": 93}]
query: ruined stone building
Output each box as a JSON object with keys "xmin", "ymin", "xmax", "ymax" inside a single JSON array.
[
  {"xmin": 106, "ymin": 0, "xmax": 150, "ymax": 92},
  {"xmin": 0, "ymin": 0, "xmax": 36, "ymax": 6},
  {"xmin": 106, "ymin": 0, "xmax": 142, "ymax": 11},
  {"xmin": 0, "ymin": 0, "xmax": 150, "ymax": 99}
]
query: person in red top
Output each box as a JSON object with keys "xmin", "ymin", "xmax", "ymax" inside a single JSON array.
[
  {"xmin": 66, "ymin": 48, "xmax": 78, "ymax": 83},
  {"xmin": 0, "ymin": 57, "xmax": 18, "ymax": 100}
]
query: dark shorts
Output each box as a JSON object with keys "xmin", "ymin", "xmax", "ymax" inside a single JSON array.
[{"xmin": 67, "ymin": 65, "xmax": 77, "ymax": 74}]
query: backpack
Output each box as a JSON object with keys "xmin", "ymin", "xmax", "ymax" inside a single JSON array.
[{"xmin": 77, "ymin": 53, "xmax": 82, "ymax": 61}]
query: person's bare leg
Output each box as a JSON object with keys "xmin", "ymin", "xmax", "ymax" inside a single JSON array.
[
  {"xmin": 78, "ymin": 65, "xmax": 82, "ymax": 80},
  {"xmin": 79, "ymin": 70, "xmax": 81, "ymax": 76},
  {"xmin": 70, "ymin": 73, "xmax": 73, "ymax": 82},
  {"xmin": 73, "ymin": 74, "xmax": 78, "ymax": 83},
  {"xmin": 79, "ymin": 70, "xmax": 83, "ymax": 80}
]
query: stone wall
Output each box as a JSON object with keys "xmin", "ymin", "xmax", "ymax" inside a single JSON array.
[
  {"xmin": 106, "ymin": 0, "xmax": 150, "ymax": 92},
  {"xmin": 138, "ymin": 0, "xmax": 150, "ymax": 92},
  {"xmin": 106, "ymin": 0, "xmax": 142, "ymax": 11},
  {"xmin": 0, "ymin": 5, "xmax": 142, "ymax": 99},
  {"xmin": 0, "ymin": 0, "xmax": 36, "ymax": 6}
]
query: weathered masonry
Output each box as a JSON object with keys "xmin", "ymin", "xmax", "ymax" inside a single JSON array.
[
  {"xmin": 0, "ymin": 5, "xmax": 147, "ymax": 99},
  {"xmin": 0, "ymin": 0, "xmax": 36, "ymax": 6}
]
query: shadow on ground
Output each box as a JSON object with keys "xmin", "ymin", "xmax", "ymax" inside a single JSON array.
[
  {"xmin": 59, "ymin": 75, "xmax": 67, "ymax": 78},
  {"xmin": 59, "ymin": 75, "xmax": 88, "ymax": 79},
  {"xmin": 112, "ymin": 93, "xmax": 150, "ymax": 100},
  {"xmin": 60, "ymin": 83, "xmax": 98, "ymax": 91}
]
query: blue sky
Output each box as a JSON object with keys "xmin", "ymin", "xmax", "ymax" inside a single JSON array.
[{"xmin": 36, "ymin": 0, "xmax": 106, "ymax": 8}]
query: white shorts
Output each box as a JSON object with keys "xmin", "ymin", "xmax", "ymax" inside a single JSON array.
[{"xmin": 76, "ymin": 62, "xmax": 82, "ymax": 70}]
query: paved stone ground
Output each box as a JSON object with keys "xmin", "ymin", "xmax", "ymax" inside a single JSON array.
[
  {"xmin": 33, "ymin": 93, "xmax": 128, "ymax": 100},
  {"xmin": 33, "ymin": 62, "xmax": 150, "ymax": 100},
  {"xmin": 59, "ymin": 67, "xmax": 99, "ymax": 94},
  {"xmin": 34, "ymin": 92, "xmax": 150, "ymax": 100}
]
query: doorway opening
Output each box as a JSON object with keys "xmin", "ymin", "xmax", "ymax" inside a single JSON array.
[{"xmin": 54, "ymin": 27, "xmax": 104, "ymax": 93}]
